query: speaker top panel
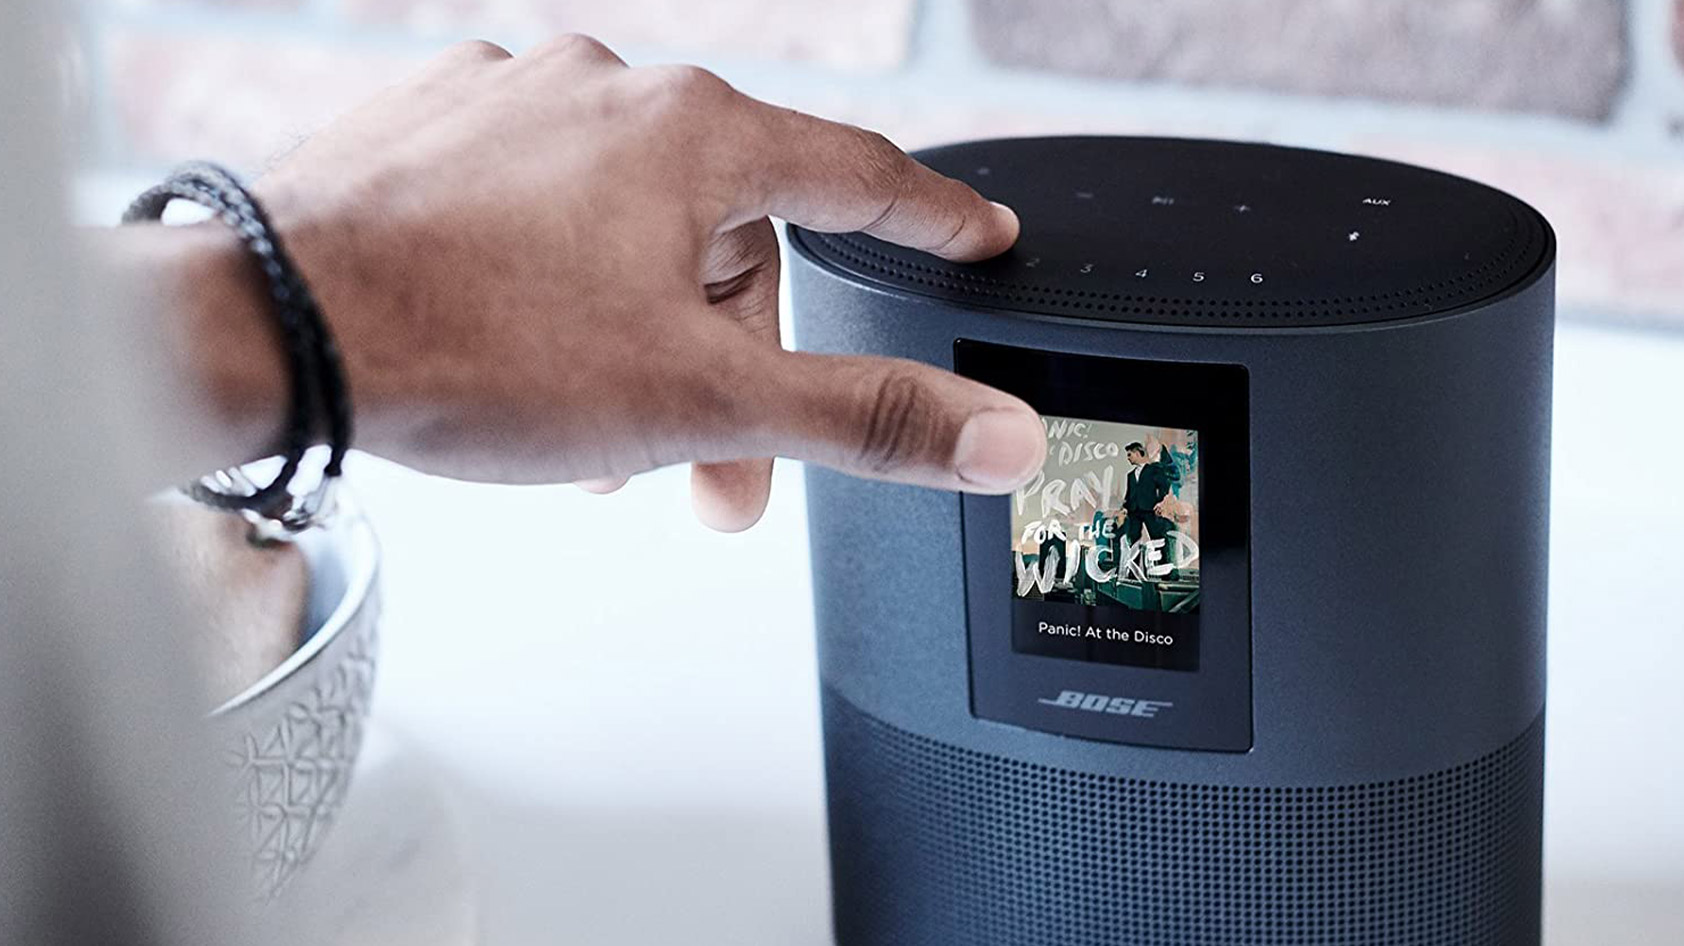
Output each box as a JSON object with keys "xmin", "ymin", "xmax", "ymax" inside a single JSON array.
[{"xmin": 787, "ymin": 136, "xmax": 1553, "ymax": 329}]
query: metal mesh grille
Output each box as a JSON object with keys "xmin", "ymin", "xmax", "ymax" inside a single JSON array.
[{"xmin": 822, "ymin": 689, "xmax": 1544, "ymax": 946}]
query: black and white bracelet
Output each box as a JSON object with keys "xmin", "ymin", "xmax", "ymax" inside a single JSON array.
[{"xmin": 125, "ymin": 162, "xmax": 352, "ymax": 542}]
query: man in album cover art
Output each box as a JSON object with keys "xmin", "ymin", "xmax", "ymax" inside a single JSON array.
[{"xmin": 1122, "ymin": 440, "xmax": 1180, "ymax": 576}]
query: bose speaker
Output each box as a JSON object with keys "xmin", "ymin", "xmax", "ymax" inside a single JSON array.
[{"xmin": 788, "ymin": 137, "xmax": 1553, "ymax": 946}]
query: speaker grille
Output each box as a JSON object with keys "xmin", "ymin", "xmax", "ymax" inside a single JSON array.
[{"xmin": 822, "ymin": 689, "xmax": 1544, "ymax": 946}]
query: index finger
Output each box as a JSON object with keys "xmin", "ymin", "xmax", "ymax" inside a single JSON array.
[{"xmin": 738, "ymin": 104, "xmax": 1020, "ymax": 262}]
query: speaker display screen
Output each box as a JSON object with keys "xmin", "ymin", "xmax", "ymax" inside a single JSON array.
[
  {"xmin": 1012, "ymin": 415, "xmax": 1201, "ymax": 670},
  {"xmin": 957, "ymin": 340, "xmax": 1249, "ymax": 745}
]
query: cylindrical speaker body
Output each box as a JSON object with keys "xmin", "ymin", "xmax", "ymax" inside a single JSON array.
[{"xmin": 789, "ymin": 138, "xmax": 1553, "ymax": 946}]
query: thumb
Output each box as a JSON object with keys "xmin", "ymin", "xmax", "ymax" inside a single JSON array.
[{"xmin": 748, "ymin": 350, "xmax": 1046, "ymax": 493}]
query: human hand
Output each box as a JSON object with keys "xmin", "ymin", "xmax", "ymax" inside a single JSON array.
[{"xmin": 237, "ymin": 36, "xmax": 1043, "ymax": 530}]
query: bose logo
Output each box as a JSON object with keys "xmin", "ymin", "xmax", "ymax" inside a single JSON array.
[{"xmin": 1038, "ymin": 690, "xmax": 1174, "ymax": 719}]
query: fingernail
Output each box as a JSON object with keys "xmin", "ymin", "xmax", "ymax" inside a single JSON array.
[
  {"xmin": 989, "ymin": 201, "xmax": 1021, "ymax": 238},
  {"xmin": 955, "ymin": 409, "xmax": 1044, "ymax": 492}
]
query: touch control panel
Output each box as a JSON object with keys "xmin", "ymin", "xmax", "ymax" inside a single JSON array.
[{"xmin": 792, "ymin": 136, "xmax": 1550, "ymax": 329}]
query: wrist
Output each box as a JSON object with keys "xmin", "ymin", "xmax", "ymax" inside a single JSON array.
[
  {"xmin": 118, "ymin": 163, "xmax": 365, "ymax": 531},
  {"xmin": 250, "ymin": 179, "xmax": 412, "ymax": 458},
  {"xmin": 96, "ymin": 221, "xmax": 289, "ymax": 460}
]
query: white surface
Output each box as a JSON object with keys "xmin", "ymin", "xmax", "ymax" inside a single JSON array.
[
  {"xmin": 350, "ymin": 451, "xmax": 834, "ymax": 945},
  {"xmin": 338, "ymin": 320, "xmax": 1684, "ymax": 943},
  {"xmin": 273, "ymin": 725, "xmax": 478, "ymax": 946}
]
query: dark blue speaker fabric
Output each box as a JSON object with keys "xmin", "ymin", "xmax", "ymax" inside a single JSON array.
[{"xmin": 824, "ymin": 687, "xmax": 1544, "ymax": 946}]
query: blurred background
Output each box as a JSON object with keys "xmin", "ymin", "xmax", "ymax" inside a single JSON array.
[{"xmin": 65, "ymin": 1, "xmax": 1684, "ymax": 944}]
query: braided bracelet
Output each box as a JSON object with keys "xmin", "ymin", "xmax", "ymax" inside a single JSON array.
[{"xmin": 124, "ymin": 162, "xmax": 353, "ymax": 542}]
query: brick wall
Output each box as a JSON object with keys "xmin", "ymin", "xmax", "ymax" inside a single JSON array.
[{"xmin": 76, "ymin": 0, "xmax": 1684, "ymax": 328}]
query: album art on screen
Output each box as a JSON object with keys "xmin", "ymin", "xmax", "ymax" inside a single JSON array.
[{"xmin": 1011, "ymin": 415, "xmax": 1202, "ymax": 670}]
